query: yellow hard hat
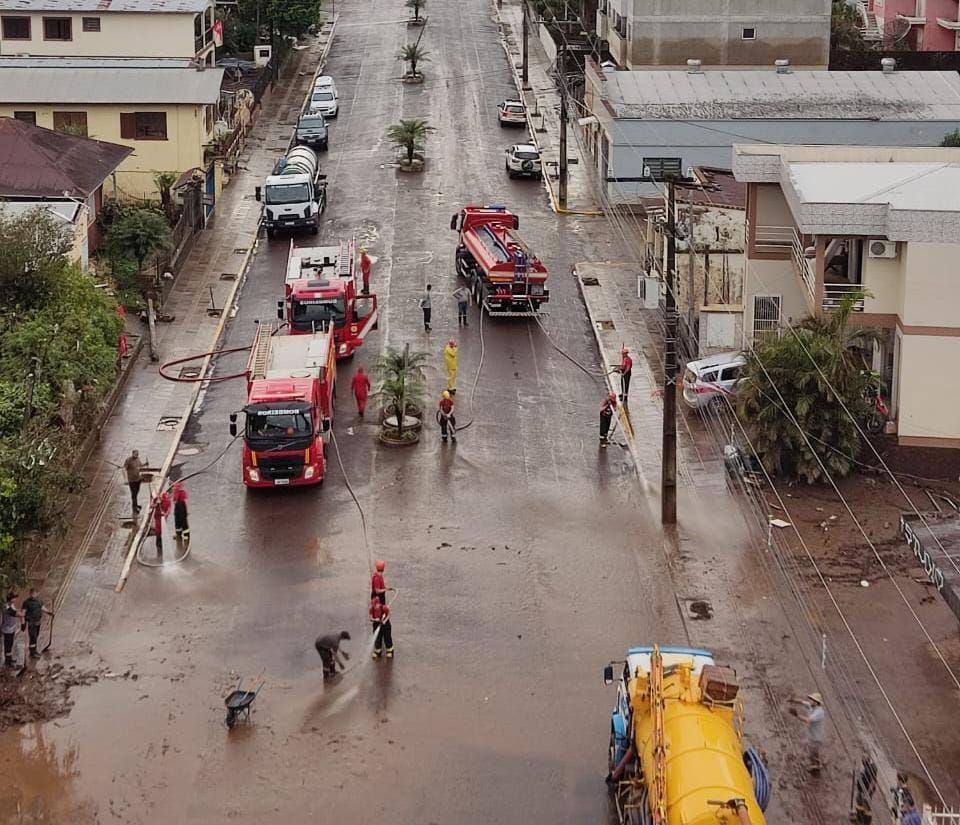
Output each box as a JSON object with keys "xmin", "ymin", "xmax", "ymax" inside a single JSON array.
[
  {"xmin": 360, "ymin": 246, "xmax": 368, "ymax": 253},
  {"xmin": 442, "ymin": 391, "xmax": 450, "ymax": 399}
]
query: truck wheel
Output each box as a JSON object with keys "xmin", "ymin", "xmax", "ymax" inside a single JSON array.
[
  {"xmin": 266, "ymin": 227, "xmax": 275, "ymax": 239},
  {"xmin": 311, "ymin": 223, "xmax": 319, "ymax": 235}
]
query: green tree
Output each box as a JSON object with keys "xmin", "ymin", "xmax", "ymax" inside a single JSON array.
[
  {"xmin": 736, "ymin": 292, "xmax": 882, "ymax": 484},
  {"xmin": 530, "ymin": 0, "xmax": 571, "ymax": 20},
  {"xmin": 220, "ymin": 0, "xmax": 321, "ymax": 54},
  {"xmin": 405, "ymin": 0, "xmax": 426, "ymax": 22},
  {"xmin": 941, "ymin": 129, "xmax": 960, "ymax": 147},
  {"xmin": 387, "ymin": 119, "xmax": 435, "ymax": 163},
  {"xmin": 398, "ymin": 43, "xmax": 430, "ymax": 77},
  {"xmin": 831, "ymin": 0, "xmax": 867, "ymax": 52},
  {"xmin": 107, "ymin": 207, "xmax": 171, "ymax": 275},
  {"xmin": 376, "ymin": 344, "xmax": 426, "ymax": 438},
  {"xmin": 0, "ymin": 207, "xmax": 73, "ymax": 311},
  {"xmin": 153, "ymin": 171, "xmax": 179, "ymax": 222}
]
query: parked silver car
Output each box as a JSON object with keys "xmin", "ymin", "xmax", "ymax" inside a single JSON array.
[{"xmin": 681, "ymin": 352, "xmax": 745, "ymax": 411}]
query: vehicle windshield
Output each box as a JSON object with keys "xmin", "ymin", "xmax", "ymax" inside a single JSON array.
[
  {"xmin": 291, "ymin": 295, "xmax": 347, "ymax": 330},
  {"xmin": 313, "ymin": 91, "xmax": 335, "ymax": 102},
  {"xmin": 298, "ymin": 116, "xmax": 325, "ymax": 129},
  {"xmin": 266, "ymin": 182, "xmax": 311, "ymax": 205},
  {"xmin": 245, "ymin": 405, "xmax": 313, "ymax": 446},
  {"xmin": 514, "ymin": 150, "xmax": 539, "ymax": 160}
]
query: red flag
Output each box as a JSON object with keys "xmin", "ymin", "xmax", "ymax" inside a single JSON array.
[{"xmin": 212, "ymin": 18, "xmax": 223, "ymax": 47}]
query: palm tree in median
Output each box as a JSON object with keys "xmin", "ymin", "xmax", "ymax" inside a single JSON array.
[
  {"xmin": 387, "ymin": 118, "xmax": 435, "ymax": 164},
  {"xmin": 406, "ymin": 0, "xmax": 426, "ymax": 22},
  {"xmin": 398, "ymin": 43, "xmax": 430, "ymax": 77}
]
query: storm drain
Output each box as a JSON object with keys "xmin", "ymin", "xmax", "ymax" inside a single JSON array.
[
  {"xmin": 233, "ymin": 248, "xmax": 248, "ymax": 255},
  {"xmin": 178, "ymin": 366, "xmax": 201, "ymax": 379},
  {"xmin": 220, "ymin": 272, "xmax": 238, "ymax": 281},
  {"xmin": 683, "ymin": 598, "xmax": 714, "ymax": 621},
  {"xmin": 207, "ymin": 307, "xmax": 223, "ymax": 318},
  {"xmin": 157, "ymin": 415, "xmax": 181, "ymax": 431},
  {"xmin": 595, "ymin": 320, "xmax": 615, "ymax": 331},
  {"xmin": 581, "ymin": 276, "xmax": 600, "ymax": 286}
]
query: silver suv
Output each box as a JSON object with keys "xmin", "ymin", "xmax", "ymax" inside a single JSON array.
[
  {"xmin": 505, "ymin": 144, "xmax": 542, "ymax": 180},
  {"xmin": 682, "ymin": 352, "xmax": 745, "ymax": 411}
]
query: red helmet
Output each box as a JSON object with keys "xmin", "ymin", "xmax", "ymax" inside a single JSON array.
[{"xmin": 375, "ymin": 560, "xmax": 386, "ymax": 572}]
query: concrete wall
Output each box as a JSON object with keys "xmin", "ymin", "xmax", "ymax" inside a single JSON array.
[
  {"xmin": 742, "ymin": 257, "xmax": 810, "ymax": 342},
  {"xmin": 861, "ymin": 253, "xmax": 902, "ymax": 315},
  {"xmin": 900, "ymin": 243, "xmax": 960, "ymax": 327},
  {"xmin": 603, "ymin": 118, "xmax": 960, "ymax": 200},
  {"xmin": 754, "ymin": 182, "xmax": 793, "ymax": 228},
  {"xmin": 898, "ymin": 335, "xmax": 960, "ymax": 445},
  {"xmin": 608, "ymin": 0, "xmax": 830, "ymax": 69},
  {"xmin": 0, "ymin": 9, "xmax": 212, "ymax": 59},
  {"xmin": 0, "ymin": 103, "xmax": 209, "ymax": 199}
]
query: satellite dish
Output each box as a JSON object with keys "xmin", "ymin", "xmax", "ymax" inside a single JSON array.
[{"xmin": 883, "ymin": 16, "xmax": 911, "ymax": 47}]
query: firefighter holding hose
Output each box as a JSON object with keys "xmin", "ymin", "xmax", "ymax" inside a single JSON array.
[{"xmin": 438, "ymin": 391, "xmax": 457, "ymax": 443}]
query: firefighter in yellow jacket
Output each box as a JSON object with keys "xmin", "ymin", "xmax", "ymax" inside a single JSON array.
[{"xmin": 444, "ymin": 338, "xmax": 458, "ymax": 394}]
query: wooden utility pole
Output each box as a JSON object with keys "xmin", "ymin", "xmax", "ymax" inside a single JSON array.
[
  {"xmin": 558, "ymin": 42, "xmax": 568, "ymax": 208},
  {"xmin": 662, "ymin": 179, "xmax": 678, "ymax": 525},
  {"xmin": 521, "ymin": 0, "xmax": 530, "ymax": 89},
  {"xmin": 687, "ymin": 200, "xmax": 696, "ymax": 355}
]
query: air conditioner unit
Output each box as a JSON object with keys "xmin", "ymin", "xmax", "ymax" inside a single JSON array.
[
  {"xmin": 639, "ymin": 274, "xmax": 660, "ymax": 309},
  {"xmin": 868, "ymin": 239, "xmax": 897, "ymax": 259}
]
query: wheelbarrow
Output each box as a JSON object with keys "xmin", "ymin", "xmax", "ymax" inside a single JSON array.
[{"xmin": 224, "ymin": 677, "xmax": 265, "ymax": 729}]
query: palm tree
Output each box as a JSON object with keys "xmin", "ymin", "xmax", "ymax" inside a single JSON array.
[
  {"xmin": 736, "ymin": 292, "xmax": 881, "ymax": 484},
  {"xmin": 386, "ymin": 119, "xmax": 435, "ymax": 164},
  {"xmin": 405, "ymin": 0, "xmax": 426, "ymax": 21},
  {"xmin": 375, "ymin": 344, "xmax": 427, "ymax": 437},
  {"xmin": 398, "ymin": 43, "xmax": 430, "ymax": 77}
]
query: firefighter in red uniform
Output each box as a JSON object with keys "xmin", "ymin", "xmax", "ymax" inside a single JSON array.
[
  {"xmin": 371, "ymin": 560, "xmax": 387, "ymax": 604},
  {"xmin": 151, "ymin": 489, "xmax": 172, "ymax": 552},
  {"xmin": 438, "ymin": 390, "xmax": 456, "ymax": 443},
  {"xmin": 370, "ymin": 597, "xmax": 394, "ymax": 659},
  {"xmin": 359, "ymin": 248, "xmax": 372, "ymax": 294},
  {"xmin": 351, "ymin": 366, "xmax": 371, "ymax": 417},
  {"xmin": 619, "ymin": 347, "xmax": 633, "ymax": 402},
  {"xmin": 599, "ymin": 392, "xmax": 617, "ymax": 447}
]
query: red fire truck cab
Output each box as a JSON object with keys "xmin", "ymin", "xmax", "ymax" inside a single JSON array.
[
  {"xmin": 449, "ymin": 204, "xmax": 549, "ymax": 316},
  {"xmin": 279, "ymin": 239, "xmax": 378, "ymax": 358},
  {"xmin": 229, "ymin": 322, "xmax": 335, "ymax": 488}
]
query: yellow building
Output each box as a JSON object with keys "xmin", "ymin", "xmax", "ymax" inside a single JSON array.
[
  {"xmin": 0, "ymin": 0, "xmax": 216, "ymax": 64},
  {"xmin": 735, "ymin": 144, "xmax": 960, "ymax": 449},
  {"xmin": 0, "ymin": 56, "xmax": 224, "ymax": 200}
]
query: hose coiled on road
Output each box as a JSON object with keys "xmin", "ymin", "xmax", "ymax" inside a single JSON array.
[{"xmin": 744, "ymin": 746, "xmax": 771, "ymax": 812}]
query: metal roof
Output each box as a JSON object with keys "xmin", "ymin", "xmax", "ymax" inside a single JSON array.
[
  {"xmin": 0, "ymin": 57, "xmax": 224, "ymax": 104},
  {"xmin": 0, "ymin": 116, "xmax": 132, "ymax": 198},
  {"xmin": 604, "ymin": 70, "xmax": 960, "ymax": 121},
  {"xmin": 0, "ymin": 0, "xmax": 209, "ymax": 12}
]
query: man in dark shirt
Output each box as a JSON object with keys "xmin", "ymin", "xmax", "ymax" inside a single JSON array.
[
  {"xmin": 315, "ymin": 630, "xmax": 351, "ymax": 678},
  {"xmin": 2, "ymin": 592, "xmax": 21, "ymax": 666},
  {"xmin": 22, "ymin": 588, "xmax": 53, "ymax": 658}
]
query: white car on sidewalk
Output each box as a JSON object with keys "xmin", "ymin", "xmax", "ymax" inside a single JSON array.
[
  {"xmin": 504, "ymin": 143, "xmax": 542, "ymax": 179},
  {"xmin": 682, "ymin": 352, "xmax": 746, "ymax": 411}
]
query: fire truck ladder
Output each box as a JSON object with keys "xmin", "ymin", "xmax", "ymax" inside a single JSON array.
[
  {"xmin": 337, "ymin": 239, "xmax": 353, "ymax": 281},
  {"xmin": 249, "ymin": 322, "xmax": 276, "ymax": 381},
  {"xmin": 649, "ymin": 645, "xmax": 668, "ymax": 825}
]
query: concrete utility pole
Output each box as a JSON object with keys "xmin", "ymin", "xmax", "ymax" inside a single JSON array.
[
  {"xmin": 662, "ymin": 179, "xmax": 678, "ymax": 525},
  {"xmin": 687, "ymin": 200, "xmax": 696, "ymax": 354},
  {"xmin": 558, "ymin": 42, "xmax": 568, "ymax": 208},
  {"xmin": 521, "ymin": 0, "xmax": 530, "ymax": 89}
]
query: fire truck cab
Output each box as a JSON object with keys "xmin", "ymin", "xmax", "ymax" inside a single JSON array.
[{"xmin": 279, "ymin": 240, "xmax": 378, "ymax": 358}]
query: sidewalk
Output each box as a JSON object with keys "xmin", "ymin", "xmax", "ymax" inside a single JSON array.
[
  {"xmin": 38, "ymin": 19, "xmax": 337, "ymax": 642},
  {"xmin": 494, "ymin": 0, "xmax": 602, "ymax": 215}
]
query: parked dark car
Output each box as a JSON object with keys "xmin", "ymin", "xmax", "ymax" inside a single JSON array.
[{"xmin": 296, "ymin": 113, "xmax": 328, "ymax": 151}]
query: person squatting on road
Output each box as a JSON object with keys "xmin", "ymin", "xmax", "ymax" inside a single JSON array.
[
  {"xmin": 124, "ymin": 449, "xmax": 144, "ymax": 513},
  {"xmin": 444, "ymin": 338, "xmax": 458, "ymax": 394},
  {"xmin": 619, "ymin": 347, "xmax": 633, "ymax": 402},
  {"xmin": 152, "ymin": 489, "xmax": 172, "ymax": 552},
  {"xmin": 371, "ymin": 560, "xmax": 387, "ymax": 604},
  {"xmin": 351, "ymin": 366, "xmax": 372, "ymax": 417},
  {"xmin": 419, "ymin": 284, "xmax": 432, "ymax": 331},
  {"xmin": 2, "ymin": 592, "xmax": 21, "ymax": 667},
  {"xmin": 370, "ymin": 597, "xmax": 394, "ymax": 659},
  {"xmin": 359, "ymin": 247, "xmax": 372, "ymax": 294},
  {"xmin": 22, "ymin": 588, "xmax": 53, "ymax": 659},
  {"xmin": 452, "ymin": 284, "xmax": 470, "ymax": 326},
  {"xmin": 439, "ymin": 391, "xmax": 456, "ymax": 443},
  {"xmin": 599, "ymin": 392, "xmax": 617, "ymax": 447},
  {"xmin": 789, "ymin": 691, "xmax": 826, "ymax": 773},
  {"xmin": 172, "ymin": 482, "xmax": 190, "ymax": 542},
  {"xmin": 315, "ymin": 630, "xmax": 351, "ymax": 678}
]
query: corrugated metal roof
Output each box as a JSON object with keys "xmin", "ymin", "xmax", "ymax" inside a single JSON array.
[
  {"xmin": 0, "ymin": 57, "xmax": 224, "ymax": 104},
  {"xmin": 0, "ymin": 117, "xmax": 132, "ymax": 198},
  {"xmin": 0, "ymin": 0, "xmax": 209, "ymax": 12},
  {"xmin": 605, "ymin": 70, "xmax": 960, "ymax": 121}
]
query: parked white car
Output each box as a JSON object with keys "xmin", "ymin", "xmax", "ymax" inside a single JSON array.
[
  {"xmin": 504, "ymin": 143, "xmax": 542, "ymax": 179},
  {"xmin": 682, "ymin": 352, "xmax": 746, "ymax": 411},
  {"xmin": 497, "ymin": 100, "xmax": 526, "ymax": 127},
  {"xmin": 309, "ymin": 87, "xmax": 338, "ymax": 118},
  {"xmin": 313, "ymin": 75, "xmax": 337, "ymax": 97}
]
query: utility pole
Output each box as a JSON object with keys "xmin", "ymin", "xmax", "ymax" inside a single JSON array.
[
  {"xmin": 662, "ymin": 178, "xmax": 678, "ymax": 525},
  {"xmin": 558, "ymin": 42, "xmax": 568, "ymax": 208},
  {"xmin": 687, "ymin": 200, "xmax": 696, "ymax": 355},
  {"xmin": 521, "ymin": 0, "xmax": 530, "ymax": 89},
  {"xmin": 269, "ymin": 4, "xmax": 277, "ymax": 90}
]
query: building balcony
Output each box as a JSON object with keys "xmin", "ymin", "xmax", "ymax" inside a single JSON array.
[
  {"xmin": 753, "ymin": 224, "xmax": 793, "ymax": 254},
  {"xmin": 195, "ymin": 30, "xmax": 214, "ymax": 56},
  {"xmin": 822, "ymin": 282, "xmax": 865, "ymax": 312},
  {"xmin": 936, "ymin": 18, "xmax": 960, "ymax": 30}
]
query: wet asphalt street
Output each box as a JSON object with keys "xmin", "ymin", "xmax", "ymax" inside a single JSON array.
[{"xmin": 0, "ymin": 1, "xmax": 695, "ymax": 822}]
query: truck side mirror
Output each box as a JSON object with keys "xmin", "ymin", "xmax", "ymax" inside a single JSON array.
[
  {"xmin": 322, "ymin": 418, "xmax": 331, "ymax": 434},
  {"xmin": 254, "ymin": 186, "xmax": 262, "ymax": 202},
  {"xmin": 603, "ymin": 664, "xmax": 614, "ymax": 685},
  {"xmin": 513, "ymin": 216, "xmax": 520, "ymax": 230},
  {"xmin": 276, "ymin": 300, "xmax": 284, "ymax": 320},
  {"xmin": 449, "ymin": 213, "xmax": 458, "ymax": 230},
  {"xmin": 229, "ymin": 413, "xmax": 238, "ymax": 437}
]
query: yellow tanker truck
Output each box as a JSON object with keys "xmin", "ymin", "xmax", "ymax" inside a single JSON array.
[{"xmin": 602, "ymin": 645, "xmax": 770, "ymax": 825}]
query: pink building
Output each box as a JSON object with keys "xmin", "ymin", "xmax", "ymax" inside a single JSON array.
[{"xmin": 868, "ymin": 0, "xmax": 960, "ymax": 50}]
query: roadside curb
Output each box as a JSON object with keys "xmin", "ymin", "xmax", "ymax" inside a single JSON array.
[
  {"xmin": 573, "ymin": 263, "xmax": 643, "ymax": 478},
  {"xmin": 114, "ymin": 18, "xmax": 339, "ymax": 592}
]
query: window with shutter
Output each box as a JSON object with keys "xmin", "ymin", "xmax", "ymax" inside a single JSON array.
[
  {"xmin": 1, "ymin": 16, "xmax": 30, "ymax": 39},
  {"xmin": 120, "ymin": 112, "xmax": 136, "ymax": 139},
  {"xmin": 53, "ymin": 111, "xmax": 88, "ymax": 136},
  {"xmin": 134, "ymin": 112, "xmax": 167, "ymax": 140},
  {"xmin": 82, "ymin": 17, "xmax": 101, "ymax": 32},
  {"xmin": 43, "ymin": 17, "xmax": 72, "ymax": 40},
  {"xmin": 13, "ymin": 111, "xmax": 36, "ymax": 126}
]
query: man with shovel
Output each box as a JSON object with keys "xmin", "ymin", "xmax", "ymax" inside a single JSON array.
[
  {"xmin": 21, "ymin": 588, "xmax": 53, "ymax": 658},
  {"xmin": 315, "ymin": 630, "xmax": 351, "ymax": 679}
]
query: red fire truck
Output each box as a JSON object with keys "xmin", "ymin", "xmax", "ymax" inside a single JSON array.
[
  {"xmin": 449, "ymin": 205, "xmax": 549, "ymax": 315},
  {"xmin": 229, "ymin": 322, "xmax": 335, "ymax": 488},
  {"xmin": 279, "ymin": 239, "xmax": 378, "ymax": 358}
]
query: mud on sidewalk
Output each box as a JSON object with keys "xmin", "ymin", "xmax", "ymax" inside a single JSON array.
[{"xmin": 0, "ymin": 655, "xmax": 107, "ymax": 732}]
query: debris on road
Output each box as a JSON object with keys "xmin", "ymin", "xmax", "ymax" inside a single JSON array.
[{"xmin": 0, "ymin": 661, "xmax": 102, "ymax": 730}]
